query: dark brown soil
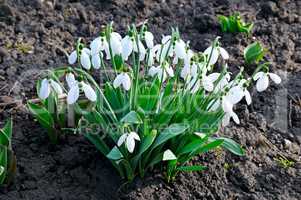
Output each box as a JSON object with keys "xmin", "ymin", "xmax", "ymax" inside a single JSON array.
[{"xmin": 0, "ymin": 0, "xmax": 301, "ymax": 199}]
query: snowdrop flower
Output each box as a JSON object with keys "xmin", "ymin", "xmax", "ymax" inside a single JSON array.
[
  {"xmin": 113, "ymin": 73, "xmax": 131, "ymax": 91},
  {"xmin": 202, "ymin": 72, "xmax": 220, "ymax": 92},
  {"xmin": 148, "ymin": 62, "xmax": 174, "ymax": 82},
  {"xmin": 221, "ymin": 96, "xmax": 240, "ymax": 126},
  {"xmin": 67, "ymin": 80, "xmax": 97, "ymax": 104},
  {"xmin": 68, "ymin": 48, "xmax": 92, "ymax": 70},
  {"xmin": 253, "ymin": 72, "xmax": 281, "ymax": 92},
  {"xmin": 39, "ymin": 78, "xmax": 63, "ymax": 100},
  {"xmin": 117, "ymin": 131, "xmax": 140, "ymax": 153},
  {"xmin": 180, "ymin": 62, "xmax": 198, "ymax": 80},
  {"xmin": 90, "ymin": 36, "xmax": 107, "ymax": 55},
  {"xmin": 156, "ymin": 35, "xmax": 173, "ymax": 62},
  {"xmin": 226, "ymin": 80, "xmax": 252, "ymax": 105},
  {"xmin": 144, "ymin": 31, "xmax": 154, "ymax": 49},
  {"xmin": 204, "ymin": 45, "xmax": 229, "ymax": 65},
  {"xmin": 133, "ymin": 39, "xmax": 146, "ymax": 61}
]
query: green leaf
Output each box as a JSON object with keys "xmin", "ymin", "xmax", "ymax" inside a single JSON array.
[
  {"xmin": 152, "ymin": 123, "xmax": 189, "ymax": 150},
  {"xmin": 107, "ymin": 146, "xmax": 124, "ymax": 160},
  {"xmin": 219, "ymin": 137, "xmax": 245, "ymax": 156},
  {"xmin": 114, "ymin": 54, "xmax": 123, "ymax": 71},
  {"xmin": 120, "ymin": 111, "xmax": 142, "ymax": 124},
  {"xmin": 244, "ymin": 42, "xmax": 265, "ymax": 64},
  {"xmin": 191, "ymin": 139, "xmax": 224, "ymax": 156},
  {"xmin": 177, "ymin": 165, "xmax": 207, "ymax": 172},
  {"xmin": 163, "ymin": 149, "xmax": 177, "ymax": 161},
  {"xmin": 218, "ymin": 15, "xmax": 230, "ymax": 32},
  {"xmin": 27, "ymin": 102, "xmax": 54, "ymax": 130},
  {"xmin": 2, "ymin": 119, "xmax": 12, "ymax": 140}
]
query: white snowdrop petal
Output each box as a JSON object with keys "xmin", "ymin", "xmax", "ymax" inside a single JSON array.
[
  {"xmin": 207, "ymin": 73, "xmax": 220, "ymax": 82},
  {"xmin": 144, "ymin": 31, "xmax": 154, "ymax": 49},
  {"xmin": 222, "ymin": 113, "xmax": 231, "ymax": 127},
  {"xmin": 50, "ymin": 80, "xmax": 63, "ymax": 95},
  {"xmin": 253, "ymin": 72, "xmax": 264, "ymax": 81},
  {"xmin": 138, "ymin": 41, "xmax": 146, "ymax": 61},
  {"xmin": 82, "ymin": 48, "xmax": 91, "ymax": 55},
  {"xmin": 166, "ymin": 66, "xmax": 174, "ymax": 77},
  {"xmin": 175, "ymin": 40, "xmax": 186, "ymax": 59},
  {"xmin": 219, "ymin": 47, "xmax": 229, "ymax": 60},
  {"xmin": 82, "ymin": 82, "xmax": 97, "ymax": 102},
  {"xmin": 202, "ymin": 76, "xmax": 214, "ymax": 92},
  {"xmin": 227, "ymin": 86, "xmax": 244, "ymax": 104},
  {"xmin": 121, "ymin": 36, "xmax": 133, "ymax": 61},
  {"xmin": 222, "ymin": 97, "xmax": 233, "ymax": 113},
  {"xmin": 231, "ymin": 112, "xmax": 240, "ymax": 124},
  {"xmin": 161, "ymin": 35, "xmax": 171, "ymax": 44},
  {"xmin": 148, "ymin": 66, "xmax": 159, "ymax": 77},
  {"xmin": 256, "ymin": 75, "xmax": 269, "ymax": 92},
  {"xmin": 181, "ymin": 65, "xmax": 190, "ymax": 79},
  {"xmin": 110, "ymin": 32, "xmax": 122, "ymax": 55},
  {"xmin": 90, "ymin": 37, "xmax": 102, "ymax": 55},
  {"xmin": 80, "ymin": 52, "xmax": 91, "ymax": 70},
  {"xmin": 39, "ymin": 79, "xmax": 50, "ymax": 100},
  {"xmin": 269, "ymin": 73, "xmax": 281, "ymax": 84},
  {"xmin": 113, "ymin": 74, "xmax": 123, "ymax": 88},
  {"xmin": 130, "ymin": 132, "xmax": 140, "ymax": 141},
  {"xmin": 92, "ymin": 54, "xmax": 101, "ymax": 69},
  {"xmin": 68, "ymin": 51, "xmax": 77, "ymax": 64},
  {"xmin": 117, "ymin": 134, "xmax": 128, "ymax": 147},
  {"xmin": 163, "ymin": 149, "xmax": 177, "ymax": 161},
  {"xmin": 66, "ymin": 73, "xmax": 76, "ymax": 89},
  {"xmin": 122, "ymin": 73, "xmax": 131, "ymax": 91},
  {"xmin": 67, "ymin": 85, "xmax": 79, "ymax": 104},
  {"xmin": 126, "ymin": 135, "xmax": 136, "ymax": 153},
  {"xmin": 244, "ymin": 90, "xmax": 252, "ymax": 105}
]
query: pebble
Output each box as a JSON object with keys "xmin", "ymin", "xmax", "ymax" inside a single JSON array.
[
  {"xmin": 261, "ymin": 1, "xmax": 278, "ymax": 16},
  {"xmin": 0, "ymin": 47, "xmax": 8, "ymax": 59}
]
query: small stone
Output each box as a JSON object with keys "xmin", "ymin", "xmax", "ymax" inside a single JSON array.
[
  {"xmin": 261, "ymin": 1, "xmax": 278, "ymax": 16},
  {"xmin": 0, "ymin": 47, "xmax": 8, "ymax": 59},
  {"xmin": 6, "ymin": 66, "xmax": 17, "ymax": 77},
  {"xmin": 284, "ymin": 139, "xmax": 292, "ymax": 149},
  {"xmin": 15, "ymin": 23, "xmax": 26, "ymax": 33}
]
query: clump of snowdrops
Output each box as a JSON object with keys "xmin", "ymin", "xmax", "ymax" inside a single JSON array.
[
  {"xmin": 28, "ymin": 23, "xmax": 281, "ymax": 182},
  {"xmin": 0, "ymin": 119, "xmax": 16, "ymax": 186}
]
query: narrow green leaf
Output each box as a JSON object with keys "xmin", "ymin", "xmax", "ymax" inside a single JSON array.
[
  {"xmin": 27, "ymin": 102, "xmax": 54, "ymax": 130},
  {"xmin": 2, "ymin": 119, "xmax": 12, "ymax": 140},
  {"xmin": 218, "ymin": 137, "xmax": 245, "ymax": 156}
]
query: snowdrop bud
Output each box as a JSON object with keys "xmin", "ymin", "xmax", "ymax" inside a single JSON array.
[
  {"xmin": 81, "ymin": 82, "xmax": 97, "ymax": 102},
  {"xmin": 39, "ymin": 79, "xmax": 51, "ymax": 100},
  {"xmin": 126, "ymin": 132, "xmax": 140, "ymax": 153},
  {"xmin": 68, "ymin": 51, "xmax": 77, "ymax": 64},
  {"xmin": 144, "ymin": 31, "xmax": 154, "ymax": 49},
  {"xmin": 80, "ymin": 51, "xmax": 91, "ymax": 70}
]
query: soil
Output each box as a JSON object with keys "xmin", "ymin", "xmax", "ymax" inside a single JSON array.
[{"xmin": 0, "ymin": 0, "xmax": 301, "ymax": 199}]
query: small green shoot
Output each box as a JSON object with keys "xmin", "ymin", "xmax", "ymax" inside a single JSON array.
[
  {"xmin": 218, "ymin": 13, "xmax": 253, "ymax": 35},
  {"xmin": 274, "ymin": 156, "xmax": 294, "ymax": 169},
  {"xmin": 244, "ymin": 42, "xmax": 266, "ymax": 64},
  {"xmin": 0, "ymin": 118, "xmax": 16, "ymax": 186}
]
